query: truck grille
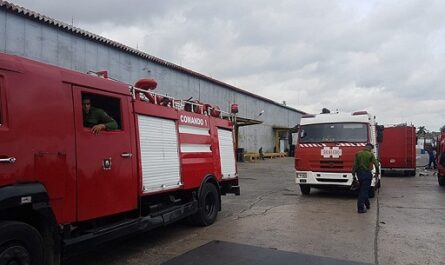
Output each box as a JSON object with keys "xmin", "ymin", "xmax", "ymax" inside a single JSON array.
[
  {"xmin": 316, "ymin": 178, "xmax": 348, "ymax": 183},
  {"xmin": 319, "ymin": 160, "xmax": 343, "ymax": 169}
]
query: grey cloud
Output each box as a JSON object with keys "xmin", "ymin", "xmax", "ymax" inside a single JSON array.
[{"xmin": 8, "ymin": 0, "xmax": 445, "ymax": 130}]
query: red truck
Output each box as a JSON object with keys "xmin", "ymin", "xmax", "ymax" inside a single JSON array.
[
  {"xmin": 437, "ymin": 133, "xmax": 445, "ymax": 186},
  {"xmin": 379, "ymin": 125, "xmax": 416, "ymax": 176},
  {"xmin": 0, "ymin": 52, "xmax": 240, "ymax": 264},
  {"xmin": 295, "ymin": 111, "xmax": 383, "ymax": 197}
]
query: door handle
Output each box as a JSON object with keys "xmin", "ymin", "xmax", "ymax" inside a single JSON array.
[
  {"xmin": 0, "ymin": 157, "xmax": 16, "ymax": 164},
  {"xmin": 121, "ymin": 152, "xmax": 133, "ymax": 158}
]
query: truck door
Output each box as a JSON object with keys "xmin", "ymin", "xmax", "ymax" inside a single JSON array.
[
  {"xmin": 0, "ymin": 76, "xmax": 15, "ymax": 182},
  {"xmin": 73, "ymin": 87, "xmax": 137, "ymax": 221}
]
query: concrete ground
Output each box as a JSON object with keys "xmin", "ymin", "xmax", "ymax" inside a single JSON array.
[{"xmin": 65, "ymin": 158, "xmax": 445, "ymax": 265}]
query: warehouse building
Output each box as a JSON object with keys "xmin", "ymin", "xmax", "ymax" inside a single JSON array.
[{"xmin": 0, "ymin": 1, "xmax": 304, "ymax": 155}]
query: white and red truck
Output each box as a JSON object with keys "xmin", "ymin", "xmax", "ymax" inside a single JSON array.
[
  {"xmin": 0, "ymin": 52, "xmax": 240, "ymax": 264},
  {"xmin": 295, "ymin": 111, "xmax": 383, "ymax": 197}
]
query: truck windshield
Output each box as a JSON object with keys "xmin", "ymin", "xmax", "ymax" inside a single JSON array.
[{"xmin": 299, "ymin": 123, "xmax": 368, "ymax": 143}]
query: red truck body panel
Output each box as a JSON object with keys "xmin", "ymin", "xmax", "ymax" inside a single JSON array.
[{"xmin": 379, "ymin": 126, "xmax": 416, "ymax": 172}]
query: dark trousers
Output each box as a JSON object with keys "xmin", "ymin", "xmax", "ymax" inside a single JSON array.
[
  {"xmin": 357, "ymin": 170, "xmax": 372, "ymax": 211},
  {"xmin": 428, "ymin": 156, "xmax": 436, "ymax": 169}
]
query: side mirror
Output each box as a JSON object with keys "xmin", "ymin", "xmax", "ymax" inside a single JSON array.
[
  {"xmin": 376, "ymin": 125, "xmax": 384, "ymax": 143},
  {"xmin": 300, "ymin": 130, "xmax": 306, "ymax": 139},
  {"xmin": 291, "ymin": 125, "xmax": 300, "ymax": 133}
]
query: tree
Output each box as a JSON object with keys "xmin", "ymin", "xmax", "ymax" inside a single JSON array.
[
  {"xmin": 441, "ymin": 125, "xmax": 445, "ymax": 133},
  {"xmin": 417, "ymin": 126, "xmax": 427, "ymax": 136}
]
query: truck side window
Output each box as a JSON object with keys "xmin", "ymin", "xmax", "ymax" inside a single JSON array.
[{"xmin": 81, "ymin": 93, "xmax": 122, "ymax": 131}]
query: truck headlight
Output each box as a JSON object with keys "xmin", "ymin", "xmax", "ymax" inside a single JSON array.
[{"xmin": 296, "ymin": 173, "xmax": 307, "ymax": 178}]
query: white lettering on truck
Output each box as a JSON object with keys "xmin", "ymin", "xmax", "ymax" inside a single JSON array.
[
  {"xmin": 321, "ymin": 146, "xmax": 342, "ymax": 158},
  {"xmin": 180, "ymin": 115, "xmax": 205, "ymax": 126}
]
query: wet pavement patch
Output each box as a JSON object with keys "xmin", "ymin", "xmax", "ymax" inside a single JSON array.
[{"xmin": 161, "ymin": 240, "xmax": 373, "ymax": 265}]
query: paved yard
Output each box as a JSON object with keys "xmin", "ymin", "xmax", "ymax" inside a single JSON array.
[{"xmin": 66, "ymin": 158, "xmax": 445, "ymax": 265}]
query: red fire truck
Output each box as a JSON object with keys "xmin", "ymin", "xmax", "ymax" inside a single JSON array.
[
  {"xmin": 437, "ymin": 133, "xmax": 445, "ymax": 186},
  {"xmin": 295, "ymin": 111, "xmax": 383, "ymax": 197},
  {"xmin": 0, "ymin": 52, "xmax": 240, "ymax": 264},
  {"xmin": 379, "ymin": 125, "xmax": 416, "ymax": 176}
]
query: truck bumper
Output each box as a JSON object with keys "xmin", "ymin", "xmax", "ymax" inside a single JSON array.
[
  {"xmin": 295, "ymin": 171, "xmax": 379, "ymax": 188},
  {"xmin": 220, "ymin": 179, "xmax": 241, "ymax": 195}
]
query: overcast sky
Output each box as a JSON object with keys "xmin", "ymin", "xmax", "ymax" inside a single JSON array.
[{"xmin": 9, "ymin": 0, "xmax": 445, "ymax": 131}]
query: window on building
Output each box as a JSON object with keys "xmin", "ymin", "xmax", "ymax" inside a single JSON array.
[{"xmin": 81, "ymin": 93, "xmax": 122, "ymax": 131}]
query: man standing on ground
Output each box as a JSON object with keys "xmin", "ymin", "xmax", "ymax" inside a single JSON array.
[{"xmin": 352, "ymin": 143, "xmax": 380, "ymax": 213}]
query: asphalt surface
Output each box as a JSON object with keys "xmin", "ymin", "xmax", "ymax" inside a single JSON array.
[{"xmin": 65, "ymin": 157, "xmax": 445, "ymax": 265}]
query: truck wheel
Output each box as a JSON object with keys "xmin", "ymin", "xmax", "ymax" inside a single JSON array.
[
  {"xmin": 299, "ymin": 185, "xmax": 310, "ymax": 195},
  {"xmin": 409, "ymin": 170, "xmax": 416, "ymax": 176},
  {"xmin": 0, "ymin": 221, "xmax": 44, "ymax": 265},
  {"xmin": 438, "ymin": 174, "xmax": 445, "ymax": 186},
  {"xmin": 192, "ymin": 182, "xmax": 220, "ymax": 226},
  {"xmin": 369, "ymin": 188, "xmax": 376, "ymax": 198}
]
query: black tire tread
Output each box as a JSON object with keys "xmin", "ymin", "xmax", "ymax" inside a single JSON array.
[
  {"xmin": 438, "ymin": 175, "xmax": 445, "ymax": 186},
  {"xmin": 299, "ymin": 185, "xmax": 310, "ymax": 195},
  {"xmin": 191, "ymin": 182, "xmax": 220, "ymax": 226},
  {"xmin": 0, "ymin": 221, "xmax": 44, "ymax": 265}
]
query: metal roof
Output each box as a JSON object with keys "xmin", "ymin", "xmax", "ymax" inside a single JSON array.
[{"xmin": 0, "ymin": 0, "xmax": 305, "ymax": 114}]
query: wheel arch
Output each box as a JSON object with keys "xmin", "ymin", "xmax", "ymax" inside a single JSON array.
[{"xmin": 0, "ymin": 183, "xmax": 61, "ymax": 264}]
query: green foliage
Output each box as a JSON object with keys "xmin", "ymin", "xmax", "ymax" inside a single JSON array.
[{"xmin": 417, "ymin": 126, "xmax": 426, "ymax": 135}]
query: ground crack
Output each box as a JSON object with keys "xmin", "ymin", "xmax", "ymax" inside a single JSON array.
[
  {"xmin": 374, "ymin": 193, "xmax": 380, "ymax": 265},
  {"xmin": 383, "ymin": 206, "xmax": 445, "ymax": 211},
  {"xmin": 236, "ymin": 190, "xmax": 282, "ymax": 219},
  {"xmin": 235, "ymin": 206, "xmax": 278, "ymax": 220}
]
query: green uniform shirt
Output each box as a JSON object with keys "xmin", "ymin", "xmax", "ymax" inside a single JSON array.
[
  {"xmin": 83, "ymin": 107, "xmax": 118, "ymax": 130},
  {"xmin": 352, "ymin": 149, "xmax": 379, "ymax": 175}
]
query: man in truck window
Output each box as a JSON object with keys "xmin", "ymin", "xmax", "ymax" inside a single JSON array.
[
  {"xmin": 82, "ymin": 97, "xmax": 118, "ymax": 134},
  {"xmin": 352, "ymin": 143, "xmax": 380, "ymax": 214}
]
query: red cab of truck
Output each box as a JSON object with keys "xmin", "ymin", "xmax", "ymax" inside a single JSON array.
[
  {"xmin": 0, "ymin": 52, "xmax": 240, "ymax": 264},
  {"xmin": 379, "ymin": 125, "xmax": 416, "ymax": 176}
]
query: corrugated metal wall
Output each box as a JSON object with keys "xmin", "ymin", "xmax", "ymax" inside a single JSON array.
[{"xmin": 0, "ymin": 7, "xmax": 302, "ymax": 153}]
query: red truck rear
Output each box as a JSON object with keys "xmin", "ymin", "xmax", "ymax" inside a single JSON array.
[{"xmin": 379, "ymin": 125, "xmax": 416, "ymax": 176}]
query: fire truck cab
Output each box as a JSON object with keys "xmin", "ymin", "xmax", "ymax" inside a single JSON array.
[{"xmin": 295, "ymin": 111, "xmax": 383, "ymax": 197}]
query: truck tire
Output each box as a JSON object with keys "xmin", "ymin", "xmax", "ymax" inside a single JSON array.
[
  {"xmin": 438, "ymin": 174, "xmax": 445, "ymax": 186},
  {"xmin": 299, "ymin": 185, "xmax": 310, "ymax": 195},
  {"xmin": 192, "ymin": 182, "xmax": 220, "ymax": 226},
  {"xmin": 0, "ymin": 221, "xmax": 44, "ymax": 265},
  {"xmin": 409, "ymin": 170, "xmax": 416, "ymax": 177}
]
